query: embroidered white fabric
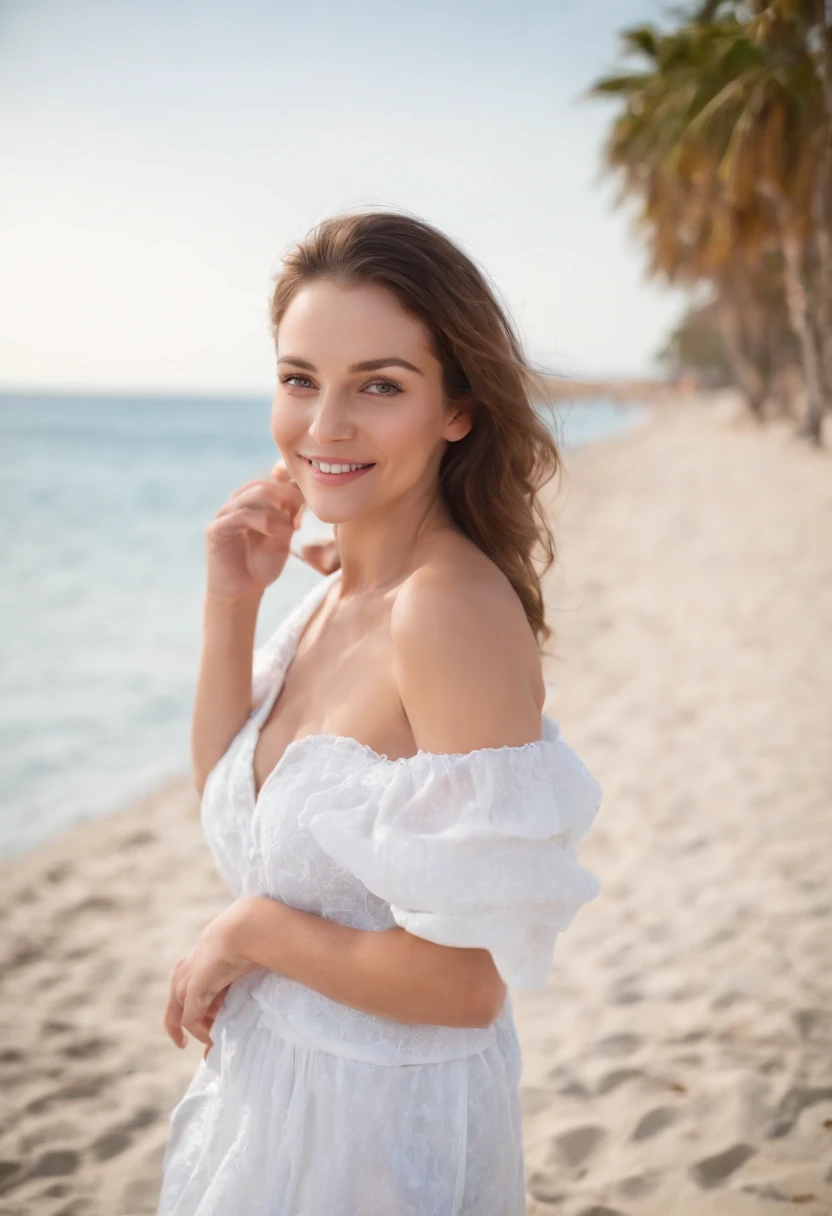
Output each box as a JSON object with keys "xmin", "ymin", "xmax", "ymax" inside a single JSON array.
[{"xmin": 158, "ymin": 569, "xmax": 603, "ymax": 1216}]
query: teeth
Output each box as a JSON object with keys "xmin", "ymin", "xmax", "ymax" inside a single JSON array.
[{"xmin": 309, "ymin": 460, "xmax": 370, "ymax": 474}]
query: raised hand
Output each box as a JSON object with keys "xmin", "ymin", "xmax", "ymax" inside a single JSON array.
[{"xmin": 205, "ymin": 461, "xmax": 338, "ymax": 600}]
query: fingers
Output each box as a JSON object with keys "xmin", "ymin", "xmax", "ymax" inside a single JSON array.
[
  {"xmin": 220, "ymin": 478, "xmax": 304, "ymax": 522},
  {"xmin": 208, "ymin": 506, "xmax": 295, "ymax": 544},
  {"xmin": 163, "ymin": 961, "xmax": 188, "ymax": 1049},
  {"xmin": 270, "ymin": 460, "xmax": 296, "ymax": 485},
  {"xmin": 181, "ymin": 982, "xmax": 213, "ymax": 1046},
  {"xmin": 181, "ymin": 975, "xmax": 231, "ymax": 1047},
  {"xmin": 300, "ymin": 539, "xmax": 341, "ymax": 576},
  {"xmin": 205, "ymin": 986, "xmax": 230, "ymax": 1019},
  {"xmin": 164, "ymin": 964, "xmax": 233, "ymax": 1054}
]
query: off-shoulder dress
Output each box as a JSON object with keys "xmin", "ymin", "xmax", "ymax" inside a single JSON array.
[{"xmin": 158, "ymin": 568, "xmax": 602, "ymax": 1216}]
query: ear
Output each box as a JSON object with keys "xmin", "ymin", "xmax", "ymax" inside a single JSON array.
[{"xmin": 443, "ymin": 396, "xmax": 475, "ymax": 443}]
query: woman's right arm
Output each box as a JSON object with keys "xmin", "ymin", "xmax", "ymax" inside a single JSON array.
[
  {"xmin": 190, "ymin": 462, "xmax": 340, "ymax": 797},
  {"xmin": 191, "ymin": 591, "xmax": 262, "ymax": 798},
  {"xmin": 190, "ymin": 463, "xmax": 306, "ymax": 798}
]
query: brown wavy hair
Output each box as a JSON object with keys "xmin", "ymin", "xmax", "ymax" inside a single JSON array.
[{"xmin": 268, "ymin": 207, "xmax": 562, "ymax": 651}]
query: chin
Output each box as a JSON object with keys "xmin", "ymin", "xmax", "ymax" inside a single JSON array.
[{"xmin": 308, "ymin": 504, "xmax": 358, "ymax": 526}]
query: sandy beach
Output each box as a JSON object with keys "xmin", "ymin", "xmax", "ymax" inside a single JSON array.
[{"xmin": 1, "ymin": 396, "xmax": 830, "ymax": 1215}]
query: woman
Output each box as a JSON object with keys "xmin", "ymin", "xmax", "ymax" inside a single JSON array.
[{"xmin": 158, "ymin": 209, "xmax": 602, "ymax": 1215}]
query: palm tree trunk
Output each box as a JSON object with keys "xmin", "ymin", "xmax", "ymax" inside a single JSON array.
[
  {"xmin": 717, "ymin": 297, "xmax": 766, "ymax": 419},
  {"xmin": 813, "ymin": 0, "xmax": 832, "ymax": 403},
  {"xmin": 781, "ymin": 231, "xmax": 827, "ymax": 444},
  {"xmin": 760, "ymin": 184, "xmax": 827, "ymax": 444},
  {"xmin": 815, "ymin": 209, "xmax": 832, "ymax": 399}
]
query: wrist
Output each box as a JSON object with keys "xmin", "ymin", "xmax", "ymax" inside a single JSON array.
[
  {"xmin": 225, "ymin": 896, "xmax": 287, "ymax": 970},
  {"xmin": 204, "ymin": 589, "xmax": 263, "ymax": 611}
]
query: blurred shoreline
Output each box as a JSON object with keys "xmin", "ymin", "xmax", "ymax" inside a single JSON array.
[
  {"xmin": 0, "ymin": 387, "xmax": 648, "ymax": 861},
  {"xmin": 1, "ymin": 390, "xmax": 830, "ymax": 1214}
]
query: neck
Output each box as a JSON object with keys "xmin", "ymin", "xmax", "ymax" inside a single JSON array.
[{"xmin": 333, "ymin": 489, "xmax": 458, "ymax": 595}]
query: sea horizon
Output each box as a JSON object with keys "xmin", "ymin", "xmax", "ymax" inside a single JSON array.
[{"xmin": 0, "ymin": 389, "xmax": 649, "ymax": 860}]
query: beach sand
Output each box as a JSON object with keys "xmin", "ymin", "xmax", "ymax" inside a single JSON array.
[{"xmin": 1, "ymin": 395, "xmax": 830, "ymax": 1215}]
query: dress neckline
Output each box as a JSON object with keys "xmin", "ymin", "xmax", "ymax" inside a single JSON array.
[{"xmin": 248, "ymin": 567, "xmax": 555, "ymax": 811}]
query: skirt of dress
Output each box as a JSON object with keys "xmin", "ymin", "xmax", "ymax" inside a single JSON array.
[{"xmin": 158, "ymin": 983, "xmax": 527, "ymax": 1216}]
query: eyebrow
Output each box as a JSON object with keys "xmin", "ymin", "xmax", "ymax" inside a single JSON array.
[{"xmin": 277, "ymin": 355, "xmax": 424, "ymax": 377}]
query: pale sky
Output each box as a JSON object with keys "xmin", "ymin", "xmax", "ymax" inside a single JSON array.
[{"xmin": 0, "ymin": 0, "xmax": 685, "ymax": 395}]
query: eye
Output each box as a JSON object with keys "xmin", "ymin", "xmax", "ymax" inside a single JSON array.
[
  {"xmin": 364, "ymin": 379, "xmax": 402, "ymax": 396},
  {"xmin": 279, "ymin": 374, "xmax": 313, "ymax": 388}
]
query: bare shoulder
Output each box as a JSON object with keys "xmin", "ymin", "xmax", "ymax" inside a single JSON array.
[{"xmin": 391, "ymin": 547, "xmax": 546, "ymax": 755}]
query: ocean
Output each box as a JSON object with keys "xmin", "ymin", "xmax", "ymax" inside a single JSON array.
[{"xmin": 0, "ymin": 391, "xmax": 647, "ymax": 859}]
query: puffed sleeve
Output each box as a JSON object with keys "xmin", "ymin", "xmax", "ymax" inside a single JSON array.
[{"xmin": 298, "ymin": 717, "xmax": 602, "ymax": 989}]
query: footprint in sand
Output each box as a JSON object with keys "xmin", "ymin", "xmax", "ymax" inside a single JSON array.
[
  {"xmin": 595, "ymin": 1032, "xmax": 642, "ymax": 1058},
  {"xmin": 711, "ymin": 989, "xmax": 743, "ymax": 1010},
  {"xmin": 122, "ymin": 1105, "xmax": 159, "ymax": 1132},
  {"xmin": 546, "ymin": 1064, "xmax": 592, "ymax": 1099},
  {"xmin": 58, "ymin": 1077, "xmax": 109, "ymax": 1101},
  {"xmin": 25, "ymin": 1074, "xmax": 109, "ymax": 1116},
  {"xmin": 44, "ymin": 864, "xmax": 70, "ymax": 885},
  {"xmin": 616, "ymin": 1170, "xmax": 662, "ymax": 1199},
  {"xmin": 88, "ymin": 1105, "xmax": 159, "ymax": 1162},
  {"xmin": 62, "ymin": 1036, "xmax": 111, "ymax": 1060},
  {"xmin": 576, "ymin": 1206, "xmax": 631, "ymax": 1216},
  {"xmin": 666, "ymin": 1028, "xmax": 707, "ymax": 1046},
  {"xmin": 608, "ymin": 982, "xmax": 643, "ymax": 1007},
  {"xmin": 630, "ymin": 1106, "xmax": 679, "ymax": 1141},
  {"xmin": 689, "ymin": 1143, "xmax": 756, "ymax": 1188},
  {"xmin": 548, "ymin": 1125, "xmax": 607, "ymax": 1170},
  {"xmin": 7, "ymin": 943, "xmax": 40, "ymax": 970},
  {"xmin": 792, "ymin": 1008, "xmax": 824, "ymax": 1041},
  {"xmin": 596, "ymin": 1068, "xmax": 645, "ymax": 1095},
  {"xmin": 28, "ymin": 1149, "xmax": 80, "ymax": 1178},
  {"xmin": 670, "ymin": 1053, "xmax": 701, "ymax": 1067},
  {"xmin": 769, "ymin": 1085, "xmax": 832, "ymax": 1138},
  {"xmin": 21, "ymin": 1121, "xmax": 82, "ymax": 1153},
  {"xmin": 40, "ymin": 1181, "xmax": 70, "ymax": 1198},
  {"xmin": 64, "ymin": 944, "xmax": 95, "ymax": 962},
  {"xmin": 526, "ymin": 1170, "xmax": 568, "ymax": 1205},
  {"xmin": 759, "ymin": 1056, "xmax": 786, "ymax": 1075},
  {"xmin": 0, "ymin": 1160, "xmax": 23, "ymax": 1194},
  {"xmin": 91, "ymin": 1130, "xmax": 132, "ymax": 1162},
  {"xmin": 63, "ymin": 894, "xmax": 116, "ymax": 919},
  {"xmin": 122, "ymin": 829, "xmax": 156, "ymax": 848},
  {"xmin": 42, "ymin": 1020, "xmax": 73, "ymax": 1037}
]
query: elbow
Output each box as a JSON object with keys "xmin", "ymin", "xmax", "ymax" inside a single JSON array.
[
  {"xmin": 466, "ymin": 969, "xmax": 507, "ymax": 1029},
  {"xmin": 191, "ymin": 767, "xmax": 209, "ymax": 800}
]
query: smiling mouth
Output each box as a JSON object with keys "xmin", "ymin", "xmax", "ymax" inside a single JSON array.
[{"xmin": 301, "ymin": 456, "xmax": 375, "ymax": 475}]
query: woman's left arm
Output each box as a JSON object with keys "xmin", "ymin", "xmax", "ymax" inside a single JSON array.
[
  {"xmin": 165, "ymin": 569, "xmax": 545, "ymax": 1049},
  {"xmin": 166, "ymin": 897, "xmax": 506, "ymax": 1050}
]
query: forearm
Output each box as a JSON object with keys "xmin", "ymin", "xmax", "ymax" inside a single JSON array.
[
  {"xmin": 191, "ymin": 594, "xmax": 262, "ymax": 796},
  {"xmin": 233, "ymin": 897, "xmax": 506, "ymax": 1029}
]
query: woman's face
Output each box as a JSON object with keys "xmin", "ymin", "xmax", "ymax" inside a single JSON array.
[{"xmin": 271, "ymin": 279, "xmax": 471, "ymax": 525}]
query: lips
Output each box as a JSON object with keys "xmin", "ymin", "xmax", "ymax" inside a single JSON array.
[
  {"xmin": 301, "ymin": 456, "xmax": 375, "ymax": 486},
  {"xmin": 302, "ymin": 457, "xmax": 373, "ymax": 472}
]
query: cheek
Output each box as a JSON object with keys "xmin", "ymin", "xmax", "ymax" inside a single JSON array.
[
  {"xmin": 370, "ymin": 399, "xmax": 442, "ymax": 465},
  {"xmin": 270, "ymin": 401, "xmax": 300, "ymax": 453}
]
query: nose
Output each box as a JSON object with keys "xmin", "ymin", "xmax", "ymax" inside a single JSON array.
[{"xmin": 306, "ymin": 386, "xmax": 355, "ymax": 447}]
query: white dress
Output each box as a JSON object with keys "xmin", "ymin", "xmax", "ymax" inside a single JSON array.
[{"xmin": 158, "ymin": 569, "xmax": 602, "ymax": 1216}]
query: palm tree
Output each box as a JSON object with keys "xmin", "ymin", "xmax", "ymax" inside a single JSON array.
[
  {"xmin": 590, "ymin": 4, "xmax": 830, "ymax": 443},
  {"xmin": 693, "ymin": 2, "xmax": 826, "ymax": 440},
  {"xmin": 589, "ymin": 24, "xmax": 776, "ymax": 417}
]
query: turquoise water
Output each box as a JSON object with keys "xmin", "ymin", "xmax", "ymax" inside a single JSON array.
[{"xmin": 0, "ymin": 391, "xmax": 647, "ymax": 858}]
